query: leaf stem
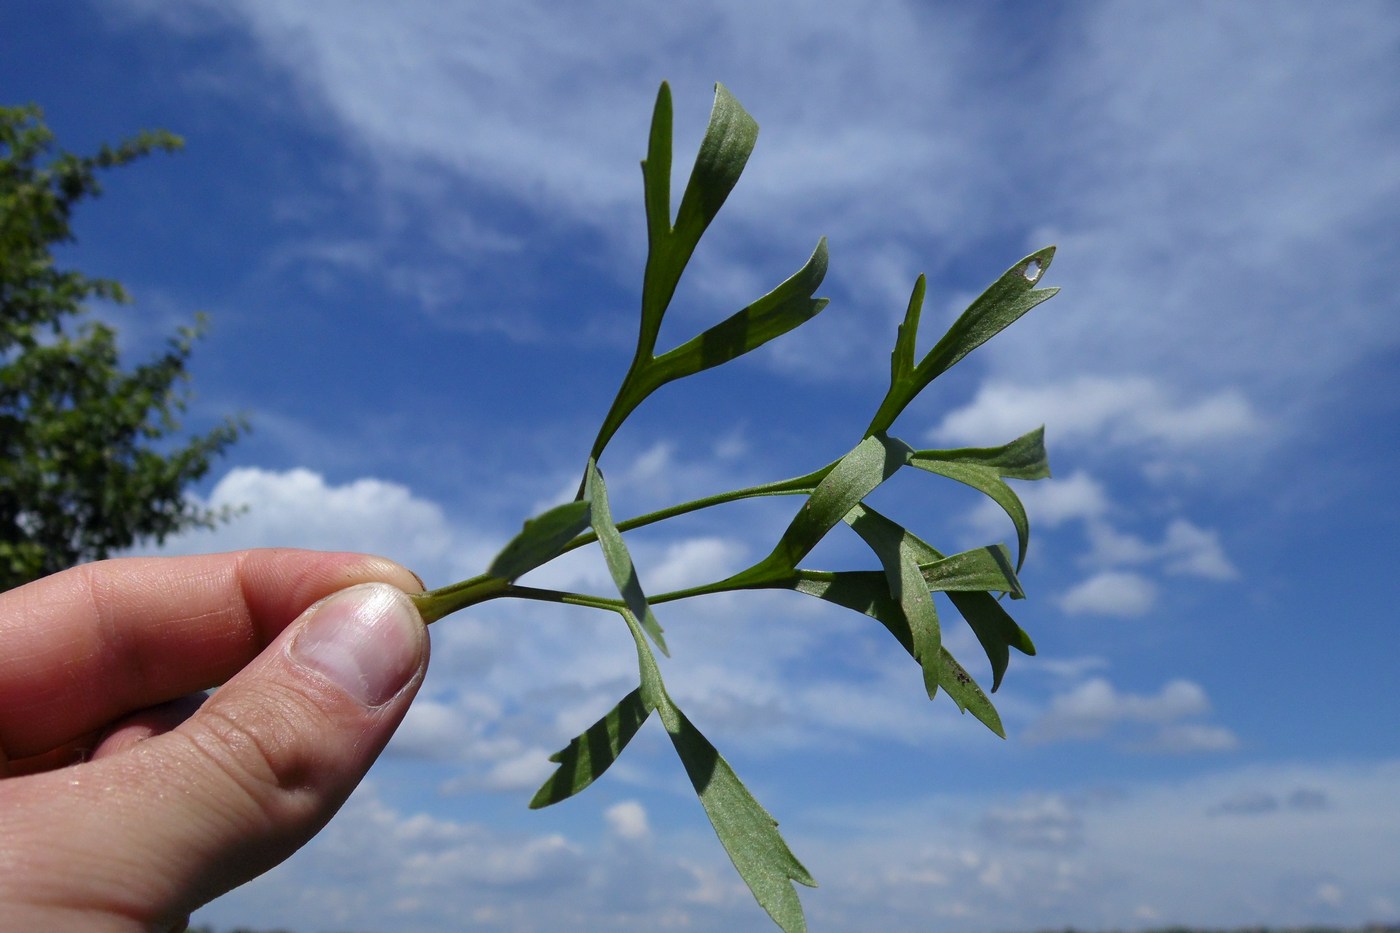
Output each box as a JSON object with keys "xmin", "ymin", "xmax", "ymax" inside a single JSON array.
[
  {"xmin": 417, "ymin": 462, "xmax": 836, "ymax": 624},
  {"xmin": 411, "ymin": 573, "xmax": 512, "ymax": 624},
  {"xmin": 568, "ymin": 460, "xmax": 834, "ymax": 551}
]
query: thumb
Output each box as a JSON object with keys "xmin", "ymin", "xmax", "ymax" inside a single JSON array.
[{"xmin": 0, "ymin": 582, "xmax": 429, "ymax": 929}]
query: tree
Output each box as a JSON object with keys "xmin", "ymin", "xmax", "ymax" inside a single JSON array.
[{"xmin": 1, "ymin": 103, "xmax": 244, "ymax": 590}]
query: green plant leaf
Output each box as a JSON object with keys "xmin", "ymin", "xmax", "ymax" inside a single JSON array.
[
  {"xmin": 921, "ymin": 544, "xmax": 1023, "ymax": 599},
  {"xmin": 888, "ymin": 273, "xmax": 926, "ymax": 387},
  {"xmin": 617, "ymin": 608, "xmax": 814, "ymax": 932},
  {"xmin": 866, "ymin": 248, "xmax": 1059, "ymax": 436},
  {"xmin": 529, "ymin": 687, "xmax": 652, "ymax": 808},
  {"xmin": 487, "ymin": 500, "xmax": 593, "ymax": 582},
  {"xmin": 592, "ymin": 84, "xmax": 788, "ymax": 468},
  {"xmin": 749, "ymin": 432, "xmax": 911, "ymax": 578},
  {"xmin": 585, "ymin": 459, "xmax": 668, "ymax": 655},
  {"xmin": 642, "ymin": 82, "xmax": 674, "ymax": 263},
  {"xmin": 786, "ymin": 571, "xmax": 1005, "ymax": 736},
  {"xmin": 857, "ymin": 506, "xmax": 1022, "ymax": 598},
  {"xmin": 665, "ymin": 703, "xmax": 817, "ymax": 932},
  {"xmin": 638, "ymin": 82, "xmax": 760, "ymax": 359},
  {"xmin": 918, "ymin": 426, "xmax": 1051, "ymax": 480},
  {"xmin": 842, "ymin": 504, "xmax": 1028, "ymax": 691},
  {"xmin": 843, "ymin": 503, "xmax": 942, "ymax": 699},
  {"xmin": 946, "ymin": 589, "xmax": 1036, "ymax": 692},
  {"xmin": 910, "ymin": 426, "xmax": 1050, "ymax": 569},
  {"xmin": 649, "ymin": 238, "xmax": 829, "ymax": 383},
  {"xmin": 671, "ymin": 82, "xmax": 759, "ymax": 258},
  {"xmin": 932, "ymin": 645, "xmax": 1005, "ymax": 736}
]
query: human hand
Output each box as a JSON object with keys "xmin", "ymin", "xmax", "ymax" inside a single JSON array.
[{"xmin": 0, "ymin": 549, "xmax": 430, "ymax": 931}]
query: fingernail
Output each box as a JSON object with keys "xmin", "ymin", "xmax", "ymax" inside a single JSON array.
[{"xmin": 289, "ymin": 583, "xmax": 425, "ymax": 708}]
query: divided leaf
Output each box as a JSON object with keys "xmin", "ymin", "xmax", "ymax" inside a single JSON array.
[
  {"xmin": 849, "ymin": 506, "xmax": 1030, "ymax": 693},
  {"xmin": 921, "ymin": 544, "xmax": 1023, "ymax": 599},
  {"xmin": 592, "ymin": 84, "xmax": 824, "ymax": 468},
  {"xmin": 844, "ymin": 503, "xmax": 942, "ymax": 699},
  {"xmin": 947, "ymin": 590, "xmax": 1036, "ymax": 692},
  {"xmin": 415, "ymin": 81, "xmax": 1060, "ymax": 933},
  {"xmin": 787, "ymin": 571, "xmax": 1005, "ymax": 736},
  {"xmin": 638, "ymin": 82, "xmax": 760, "ymax": 357},
  {"xmin": 666, "ymin": 704, "xmax": 817, "ymax": 932},
  {"xmin": 585, "ymin": 459, "xmax": 668, "ymax": 655},
  {"xmin": 671, "ymin": 83, "xmax": 760, "ymax": 254},
  {"xmin": 751, "ymin": 432, "xmax": 911, "ymax": 577},
  {"xmin": 910, "ymin": 426, "xmax": 1050, "ymax": 569},
  {"xmin": 487, "ymin": 500, "xmax": 592, "ymax": 582},
  {"xmin": 649, "ymin": 238, "xmax": 829, "ymax": 383},
  {"xmin": 529, "ymin": 687, "xmax": 652, "ymax": 808},
  {"xmin": 866, "ymin": 248, "xmax": 1060, "ymax": 436},
  {"xmin": 618, "ymin": 603, "xmax": 815, "ymax": 933}
]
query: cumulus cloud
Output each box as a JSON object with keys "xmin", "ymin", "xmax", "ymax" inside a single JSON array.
[
  {"xmin": 641, "ymin": 536, "xmax": 749, "ymax": 593},
  {"xmin": 153, "ymin": 466, "xmax": 491, "ymax": 586},
  {"xmin": 604, "ymin": 800, "xmax": 651, "ymax": 841},
  {"xmin": 961, "ymin": 469, "xmax": 1237, "ymax": 619},
  {"xmin": 977, "ymin": 794, "xmax": 1084, "ymax": 851},
  {"xmin": 191, "ymin": 736, "xmax": 1400, "ymax": 933},
  {"xmin": 1057, "ymin": 571, "xmax": 1158, "ymax": 617},
  {"xmin": 962, "ymin": 469, "xmax": 1237, "ymax": 616},
  {"xmin": 1086, "ymin": 518, "xmax": 1239, "ymax": 581},
  {"xmin": 1050, "ymin": 517, "xmax": 1237, "ymax": 617},
  {"xmin": 1143, "ymin": 723, "xmax": 1240, "ymax": 754},
  {"xmin": 930, "ymin": 376, "xmax": 1263, "ymax": 453},
  {"xmin": 1015, "ymin": 470, "xmax": 1111, "ymax": 529},
  {"xmin": 1157, "ymin": 520, "xmax": 1239, "ymax": 580},
  {"xmin": 1028, "ymin": 676, "xmax": 1236, "ymax": 752}
]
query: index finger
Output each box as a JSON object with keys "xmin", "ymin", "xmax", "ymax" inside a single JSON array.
[{"xmin": 0, "ymin": 549, "xmax": 423, "ymax": 763}]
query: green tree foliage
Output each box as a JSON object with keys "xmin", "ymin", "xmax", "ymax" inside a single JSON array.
[{"xmin": 0, "ymin": 104, "xmax": 243, "ymax": 590}]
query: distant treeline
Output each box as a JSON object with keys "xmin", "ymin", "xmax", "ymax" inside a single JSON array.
[
  {"xmin": 1025, "ymin": 927, "xmax": 1400, "ymax": 933},
  {"xmin": 192, "ymin": 926, "xmax": 1400, "ymax": 933}
]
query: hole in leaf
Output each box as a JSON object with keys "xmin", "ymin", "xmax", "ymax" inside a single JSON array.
[{"xmin": 1021, "ymin": 258, "xmax": 1043, "ymax": 283}]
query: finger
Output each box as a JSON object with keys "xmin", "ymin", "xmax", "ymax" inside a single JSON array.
[
  {"xmin": 0, "ymin": 549, "xmax": 422, "ymax": 761},
  {"xmin": 4, "ymin": 695, "xmax": 206, "ymax": 778},
  {"xmin": 0, "ymin": 581, "xmax": 429, "ymax": 928},
  {"xmin": 90, "ymin": 694, "xmax": 208, "ymax": 761}
]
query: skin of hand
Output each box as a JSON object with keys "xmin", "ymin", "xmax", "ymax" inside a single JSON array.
[{"xmin": 0, "ymin": 549, "xmax": 430, "ymax": 931}]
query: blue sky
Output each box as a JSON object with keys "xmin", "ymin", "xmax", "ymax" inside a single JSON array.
[{"xmin": 5, "ymin": 1, "xmax": 1400, "ymax": 930}]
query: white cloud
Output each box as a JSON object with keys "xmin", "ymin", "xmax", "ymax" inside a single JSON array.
[
  {"xmin": 803, "ymin": 759, "xmax": 1400, "ymax": 931},
  {"xmin": 1058, "ymin": 571, "xmax": 1158, "ymax": 617},
  {"xmin": 194, "ymin": 759, "xmax": 1397, "ymax": 931},
  {"xmin": 390, "ymin": 696, "xmax": 479, "ymax": 760},
  {"xmin": 977, "ymin": 794, "xmax": 1083, "ymax": 851},
  {"xmin": 83, "ymin": 5, "xmax": 1400, "ymax": 929},
  {"xmin": 1142, "ymin": 723, "xmax": 1241, "ymax": 755},
  {"xmin": 112, "ymin": 0, "xmax": 1400, "ymax": 440},
  {"xmin": 931, "ymin": 376, "xmax": 1263, "ymax": 452},
  {"xmin": 1018, "ymin": 470, "xmax": 1111, "ymax": 529},
  {"xmin": 152, "ymin": 466, "xmax": 496, "ymax": 586},
  {"xmin": 1028, "ymin": 676, "xmax": 1236, "ymax": 753},
  {"xmin": 478, "ymin": 748, "xmax": 557, "ymax": 793},
  {"xmin": 1158, "ymin": 519, "xmax": 1239, "ymax": 580},
  {"xmin": 961, "ymin": 469, "xmax": 1108, "ymax": 548},
  {"xmin": 641, "ymin": 536, "xmax": 749, "ymax": 593},
  {"xmin": 604, "ymin": 800, "xmax": 651, "ymax": 841},
  {"xmin": 1086, "ymin": 517, "xmax": 1239, "ymax": 582}
]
